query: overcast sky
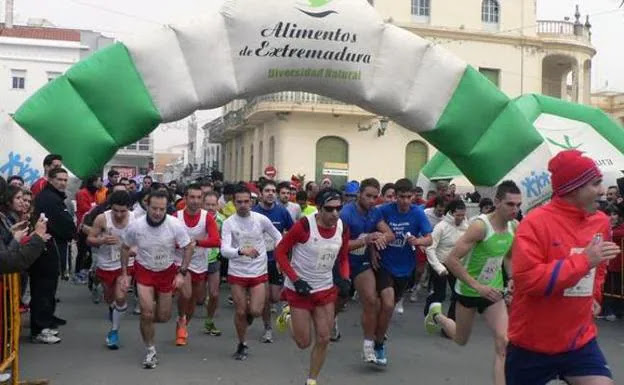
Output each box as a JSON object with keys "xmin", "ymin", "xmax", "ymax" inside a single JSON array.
[{"xmin": 7, "ymin": 0, "xmax": 624, "ymax": 148}]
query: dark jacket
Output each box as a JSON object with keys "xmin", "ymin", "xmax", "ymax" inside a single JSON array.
[
  {"xmin": 0, "ymin": 234, "xmax": 46, "ymax": 273},
  {"xmin": 34, "ymin": 184, "xmax": 76, "ymax": 242}
]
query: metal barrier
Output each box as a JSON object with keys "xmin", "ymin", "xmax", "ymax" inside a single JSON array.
[{"xmin": 0, "ymin": 273, "xmax": 20, "ymax": 385}]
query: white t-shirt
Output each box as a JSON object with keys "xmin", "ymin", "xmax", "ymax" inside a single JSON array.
[
  {"xmin": 283, "ymin": 201, "xmax": 302, "ymax": 222},
  {"xmin": 123, "ymin": 215, "xmax": 191, "ymax": 272},
  {"xmin": 220, "ymin": 211, "xmax": 282, "ymax": 278},
  {"xmin": 94, "ymin": 210, "xmax": 135, "ymax": 271}
]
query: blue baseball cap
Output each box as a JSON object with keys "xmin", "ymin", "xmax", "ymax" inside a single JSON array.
[{"xmin": 344, "ymin": 181, "xmax": 359, "ymax": 195}]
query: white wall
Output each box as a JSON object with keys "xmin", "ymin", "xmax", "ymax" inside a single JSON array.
[{"xmin": 0, "ymin": 37, "xmax": 82, "ymax": 184}]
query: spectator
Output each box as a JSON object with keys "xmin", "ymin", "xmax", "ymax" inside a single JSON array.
[
  {"xmin": 7, "ymin": 175, "xmax": 24, "ymax": 188},
  {"xmin": 413, "ymin": 186, "xmax": 426, "ymax": 206},
  {"xmin": 141, "ymin": 175, "xmax": 153, "ymax": 191},
  {"xmin": 21, "ymin": 189, "xmax": 33, "ymax": 222},
  {"xmin": 425, "ymin": 180, "xmax": 450, "ymax": 208},
  {"xmin": 30, "ymin": 168, "xmax": 76, "ymax": 343},
  {"xmin": 30, "ymin": 154, "xmax": 63, "ymax": 196},
  {"xmin": 603, "ymin": 204, "xmax": 624, "ymax": 321},
  {"xmin": 305, "ymin": 181, "xmax": 319, "ymax": 205},
  {"xmin": 106, "ymin": 170, "xmax": 120, "ymax": 189},
  {"xmin": 424, "ymin": 196, "xmax": 446, "ymax": 228},
  {"xmin": 478, "ymin": 197, "xmax": 494, "ymax": 215},
  {"xmin": 74, "ymin": 175, "xmax": 102, "ymax": 284}
]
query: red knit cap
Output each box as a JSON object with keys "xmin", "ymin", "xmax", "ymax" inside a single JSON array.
[{"xmin": 548, "ymin": 150, "xmax": 602, "ymax": 196}]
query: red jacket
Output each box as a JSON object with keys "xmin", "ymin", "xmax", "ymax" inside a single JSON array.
[
  {"xmin": 31, "ymin": 177, "xmax": 47, "ymax": 196},
  {"xmin": 509, "ymin": 197, "xmax": 608, "ymax": 354},
  {"xmin": 609, "ymin": 223, "xmax": 624, "ymax": 273},
  {"xmin": 75, "ymin": 188, "xmax": 97, "ymax": 227}
]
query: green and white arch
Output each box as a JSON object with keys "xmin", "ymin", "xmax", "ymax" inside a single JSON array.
[
  {"xmin": 13, "ymin": 0, "xmax": 624, "ymax": 206},
  {"xmin": 418, "ymin": 94, "xmax": 624, "ymax": 210}
]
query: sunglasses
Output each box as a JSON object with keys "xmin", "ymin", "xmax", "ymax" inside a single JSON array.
[{"xmin": 322, "ymin": 205, "xmax": 343, "ymax": 213}]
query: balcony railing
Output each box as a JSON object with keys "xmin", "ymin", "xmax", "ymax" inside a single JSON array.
[
  {"xmin": 537, "ymin": 20, "xmax": 591, "ymax": 43},
  {"xmin": 205, "ymin": 91, "xmax": 354, "ymax": 141}
]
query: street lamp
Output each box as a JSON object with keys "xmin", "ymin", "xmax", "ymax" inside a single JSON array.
[{"xmin": 377, "ymin": 116, "xmax": 389, "ymax": 137}]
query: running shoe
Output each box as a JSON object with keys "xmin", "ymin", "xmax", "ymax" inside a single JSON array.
[
  {"xmin": 262, "ymin": 328, "xmax": 273, "ymax": 343},
  {"xmin": 275, "ymin": 305, "xmax": 291, "ymax": 332},
  {"xmin": 305, "ymin": 379, "xmax": 317, "ymax": 385},
  {"xmin": 374, "ymin": 343, "xmax": 388, "ymax": 366},
  {"xmin": 32, "ymin": 333, "xmax": 61, "ymax": 344},
  {"xmin": 424, "ymin": 302, "xmax": 442, "ymax": 334},
  {"xmin": 395, "ymin": 298, "xmax": 404, "ymax": 315},
  {"xmin": 41, "ymin": 328, "xmax": 60, "ymax": 336},
  {"xmin": 106, "ymin": 330, "xmax": 119, "ymax": 350},
  {"xmin": 133, "ymin": 302, "xmax": 141, "ymax": 315},
  {"xmin": 175, "ymin": 319, "xmax": 188, "ymax": 346},
  {"xmin": 204, "ymin": 320, "xmax": 222, "ymax": 336},
  {"xmin": 233, "ymin": 343, "xmax": 248, "ymax": 360},
  {"xmin": 143, "ymin": 347, "xmax": 158, "ymax": 369},
  {"xmin": 362, "ymin": 341, "xmax": 376, "ymax": 364},
  {"xmin": 227, "ymin": 295, "xmax": 234, "ymax": 305}
]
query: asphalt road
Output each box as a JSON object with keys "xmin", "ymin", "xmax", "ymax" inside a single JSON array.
[{"xmin": 19, "ymin": 281, "xmax": 624, "ymax": 385}]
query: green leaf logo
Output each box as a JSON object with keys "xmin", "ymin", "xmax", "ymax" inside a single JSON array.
[
  {"xmin": 308, "ymin": 0, "xmax": 332, "ymax": 7},
  {"xmin": 546, "ymin": 135, "xmax": 583, "ymax": 151}
]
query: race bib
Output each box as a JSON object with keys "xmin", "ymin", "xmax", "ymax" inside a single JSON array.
[
  {"xmin": 564, "ymin": 268, "xmax": 596, "ymax": 297},
  {"xmin": 477, "ymin": 257, "xmax": 501, "ymax": 284},
  {"xmin": 151, "ymin": 247, "xmax": 170, "ymax": 268},
  {"xmin": 110, "ymin": 246, "xmax": 121, "ymax": 262},
  {"xmin": 351, "ymin": 233, "xmax": 368, "ymax": 256},
  {"xmin": 316, "ymin": 246, "xmax": 337, "ymax": 271}
]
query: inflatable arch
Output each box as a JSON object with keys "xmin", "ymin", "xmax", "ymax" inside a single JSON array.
[{"xmin": 13, "ymin": 0, "xmax": 624, "ymax": 206}]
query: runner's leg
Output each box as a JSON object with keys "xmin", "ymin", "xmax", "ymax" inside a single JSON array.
[
  {"xmin": 436, "ymin": 302, "xmax": 477, "ymax": 345},
  {"xmin": 309, "ymin": 302, "xmax": 334, "ymax": 380},
  {"xmin": 482, "ymin": 300, "xmax": 508, "ymax": 385}
]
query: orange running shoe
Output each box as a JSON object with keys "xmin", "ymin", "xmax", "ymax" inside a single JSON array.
[{"xmin": 175, "ymin": 318, "xmax": 188, "ymax": 346}]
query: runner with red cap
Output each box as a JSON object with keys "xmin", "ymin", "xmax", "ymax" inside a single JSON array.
[{"xmin": 506, "ymin": 149, "xmax": 619, "ymax": 385}]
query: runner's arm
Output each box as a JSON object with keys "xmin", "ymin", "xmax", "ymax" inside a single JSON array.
[
  {"xmin": 425, "ymin": 223, "xmax": 447, "ymax": 275},
  {"xmin": 86, "ymin": 214, "xmax": 105, "ymax": 247},
  {"xmin": 196, "ymin": 214, "xmax": 220, "ymax": 248},
  {"xmin": 338, "ymin": 226, "xmax": 351, "ymax": 280},
  {"xmin": 174, "ymin": 223, "xmax": 193, "ymax": 270},
  {"xmin": 445, "ymin": 220, "xmax": 487, "ymax": 291},
  {"xmin": 262, "ymin": 215, "xmax": 283, "ymax": 244},
  {"xmin": 274, "ymin": 219, "xmax": 307, "ymax": 282},
  {"xmin": 376, "ymin": 220, "xmax": 396, "ymax": 243},
  {"xmin": 512, "ymin": 220, "xmax": 591, "ymax": 296},
  {"xmin": 219, "ymin": 220, "xmax": 240, "ymax": 259},
  {"xmin": 120, "ymin": 243, "xmax": 131, "ymax": 275},
  {"xmin": 592, "ymin": 227, "xmax": 611, "ymax": 304}
]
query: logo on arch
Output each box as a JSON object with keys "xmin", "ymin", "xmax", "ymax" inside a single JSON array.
[{"xmin": 297, "ymin": 0, "xmax": 338, "ymax": 18}]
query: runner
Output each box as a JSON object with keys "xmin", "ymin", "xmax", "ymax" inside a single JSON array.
[
  {"xmin": 274, "ymin": 188, "xmax": 350, "ymax": 385},
  {"xmin": 278, "ymin": 181, "xmax": 301, "ymax": 222},
  {"xmin": 372, "ymin": 178, "xmax": 432, "ymax": 365},
  {"xmin": 220, "ymin": 185, "xmax": 283, "ymax": 360},
  {"xmin": 86, "ymin": 191, "xmax": 135, "ymax": 349},
  {"xmin": 119, "ymin": 190, "xmax": 193, "ymax": 369},
  {"xmin": 424, "ymin": 180, "xmax": 521, "ymax": 385},
  {"xmin": 252, "ymin": 180, "xmax": 294, "ymax": 343},
  {"xmin": 174, "ymin": 183, "xmax": 220, "ymax": 346},
  {"xmin": 339, "ymin": 178, "xmax": 394, "ymax": 364},
  {"xmin": 203, "ymin": 191, "xmax": 226, "ymax": 336},
  {"xmin": 297, "ymin": 191, "xmax": 318, "ymax": 216},
  {"xmin": 424, "ymin": 199, "xmax": 468, "ymax": 325},
  {"xmin": 506, "ymin": 150, "xmax": 617, "ymax": 385}
]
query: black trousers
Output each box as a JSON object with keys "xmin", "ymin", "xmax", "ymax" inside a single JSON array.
[
  {"xmin": 29, "ymin": 273, "xmax": 58, "ymax": 336},
  {"xmin": 424, "ymin": 264, "xmax": 457, "ymax": 320},
  {"xmin": 75, "ymin": 235, "xmax": 91, "ymax": 273}
]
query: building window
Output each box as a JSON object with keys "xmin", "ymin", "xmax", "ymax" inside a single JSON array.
[
  {"xmin": 411, "ymin": 0, "xmax": 430, "ymax": 16},
  {"xmin": 481, "ymin": 0, "xmax": 499, "ymax": 24},
  {"xmin": 138, "ymin": 137, "xmax": 150, "ymax": 151},
  {"xmin": 47, "ymin": 72, "xmax": 61, "ymax": 82},
  {"xmin": 479, "ymin": 67, "xmax": 500, "ymax": 87},
  {"xmin": 11, "ymin": 70, "xmax": 26, "ymax": 89}
]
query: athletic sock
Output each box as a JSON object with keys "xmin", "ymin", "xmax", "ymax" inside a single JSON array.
[{"xmin": 112, "ymin": 302, "xmax": 127, "ymax": 331}]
